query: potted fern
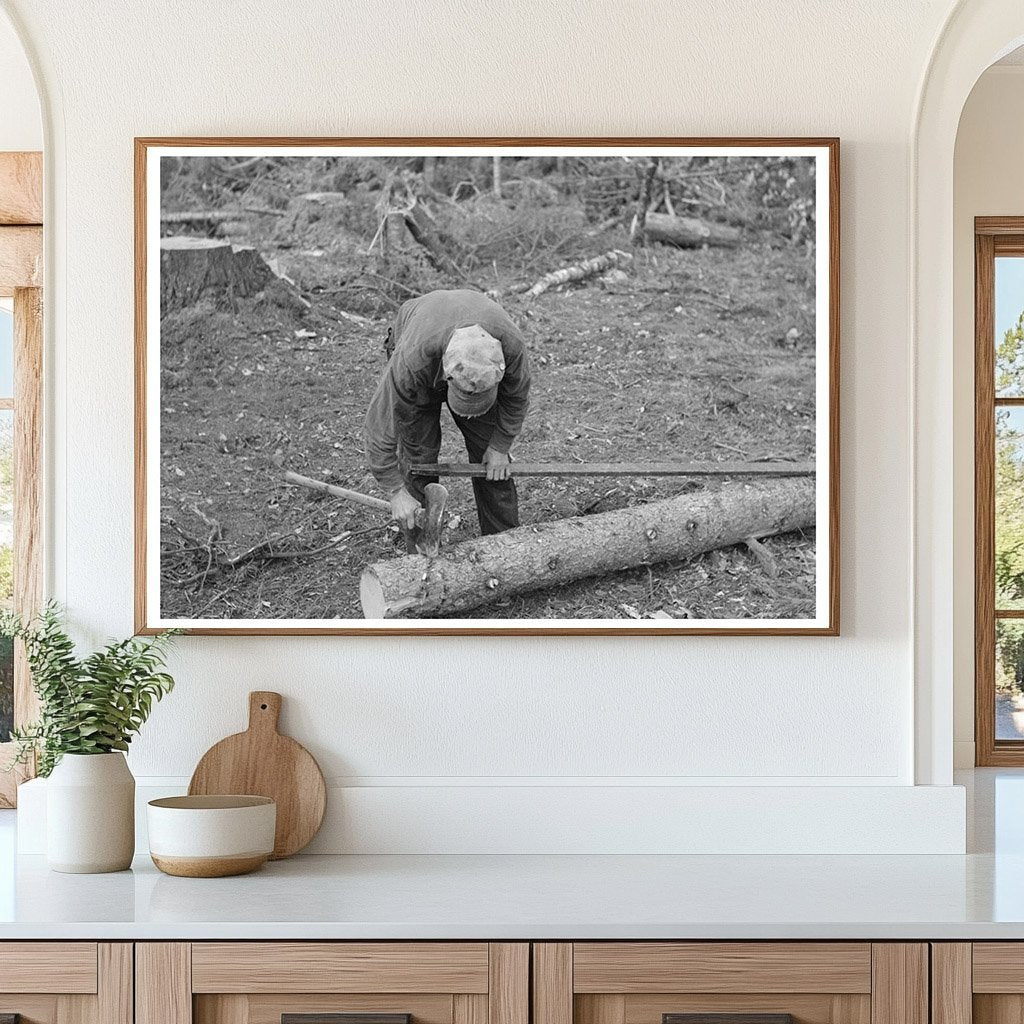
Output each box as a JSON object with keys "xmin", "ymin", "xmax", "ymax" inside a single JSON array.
[{"xmin": 2, "ymin": 604, "xmax": 177, "ymax": 873}]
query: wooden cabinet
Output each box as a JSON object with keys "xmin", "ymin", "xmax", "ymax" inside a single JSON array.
[
  {"xmin": 136, "ymin": 944, "xmax": 528, "ymax": 1024},
  {"xmin": 0, "ymin": 938, "xmax": 957, "ymax": 1024},
  {"xmin": 532, "ymin": 944, "xmax": 928, "ymax": 1024},
  {"xmin": 0, "ymin": 943, "xmax": 132, "ymax": 1024}
]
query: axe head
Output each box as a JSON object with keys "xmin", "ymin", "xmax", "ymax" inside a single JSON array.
[{"xmin": 413, "ymin": 482, "xmax": 449, "ymax": 557}]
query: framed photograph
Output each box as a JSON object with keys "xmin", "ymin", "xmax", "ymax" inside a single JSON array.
[{"xmin": 135, "ymin": 137, "xmax": 839, "ymax": 635}]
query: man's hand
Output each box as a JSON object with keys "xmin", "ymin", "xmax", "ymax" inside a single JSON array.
[
  {"xmin": 389, "ymin": 486, "xmax": 422, "ymax": 530},
  {"xmin": 482, "ymin": 446, "xmax": 512, "ymax": 481}
]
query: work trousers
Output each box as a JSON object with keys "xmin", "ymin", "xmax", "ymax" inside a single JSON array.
[{"xmin": 400, "ymin": 402, "xmax": 520, "ymax": 538}]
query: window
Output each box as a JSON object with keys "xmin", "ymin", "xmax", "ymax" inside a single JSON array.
[
  {"xmin": 976, "ymin": 219, "xmax": 1024, "ymax": 764},
  {"xmin": 0, "ymin": 290, "xmax": 41, "ymax": 805},
  {"xmin": 0, "ymin": 152, "xmax": 42, "ymax": 806}
]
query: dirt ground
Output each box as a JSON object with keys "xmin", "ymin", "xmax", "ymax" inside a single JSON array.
[{"xmin": 159, "ymin": 171, "xmax": 817, "ymax": 621}]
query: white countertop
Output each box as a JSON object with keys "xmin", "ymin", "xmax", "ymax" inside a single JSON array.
[
  {"xmin": 0, "ymin": 849, "xmax": 1022, "ymax": 940},
  {"xmin": 2, "ymin": 769, "xmax": 1022, "ymax": 941}
]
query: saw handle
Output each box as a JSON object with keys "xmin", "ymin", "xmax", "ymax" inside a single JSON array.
[{"xmin": 248, "ymin": 691, "xmax": 282, "ymax": 734}]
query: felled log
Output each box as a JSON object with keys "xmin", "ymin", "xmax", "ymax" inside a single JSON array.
[
  {"xmin": 160, "ymin": 236, "xmax": 294, "ymax": 312},
  {"xmin": 360, "ymin": 477, "xmax": 814, "ymax": 619},
  {"xmin": 643, "ymin": 212, "xmax": 741, "ymax": 248},
  {"xmin": 525, "ymin": 249, "xmax": 633, "ymax": 298}
]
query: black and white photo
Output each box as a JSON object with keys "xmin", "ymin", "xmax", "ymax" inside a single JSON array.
[{"xmin": 136, "ymin": 140, "xmax": 838, "ymax": 634}]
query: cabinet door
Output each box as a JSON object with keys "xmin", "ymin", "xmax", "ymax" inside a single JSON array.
[
  {"xmin": 940, "ymin": 943, "xmax": 1024, "ymax": 1024},
  {"xmin": 0, "ymin": 943, "xmax": 131, "ymax": 1024},
  {"xmin": 137, "ymin": 943, "xmax": 528, "ymax": 1024},
  {"xmin": 533, "ymin": 944, "xmax": 927, "ymax": 1024}
]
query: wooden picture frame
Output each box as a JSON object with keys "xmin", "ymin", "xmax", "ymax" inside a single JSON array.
[{"xmin": 135, "ymin": 137, "xmax": 840, "ymax": 636}]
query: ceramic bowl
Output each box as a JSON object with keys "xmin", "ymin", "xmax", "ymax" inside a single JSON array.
[{"xmin": 147, "ymin": 795, "xmax": 276, "ymax": 877}]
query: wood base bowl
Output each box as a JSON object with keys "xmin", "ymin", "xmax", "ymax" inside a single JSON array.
[{"xmin": 147, "ymin": 795, "xmax": 276, "ymax": 878}]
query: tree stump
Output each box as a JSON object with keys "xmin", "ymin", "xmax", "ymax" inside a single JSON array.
[
  {"xmin": 360, "ymin": 477, "xmax": 815, "ymax": 619},
  {"xmin": 160, "ymin": 236, "xmax": 276, "ymax": 312}
]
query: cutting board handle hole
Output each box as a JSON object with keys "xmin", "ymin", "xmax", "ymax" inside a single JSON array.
[{"xmin": 260, "ymin": 702, "xmax": 268, "ymax": 710}]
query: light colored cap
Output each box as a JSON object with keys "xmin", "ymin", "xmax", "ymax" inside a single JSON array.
[{"xmin": 443, "ymin": 325, "xmax": 505, "ymax": 417}]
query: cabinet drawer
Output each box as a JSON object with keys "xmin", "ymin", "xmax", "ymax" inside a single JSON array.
[
  {"xmin": 973, "ymin": 944, "xmax": 1024, "ymax": 992},
  {"xmin": 139, "ymin": 943, "xmax": 529, "ymax": 1024},
  {"xmin": 0, "ymin": 942, "xmax": 99, "ymax": 994},
  {"xmin": 572, "ymin": 944, "xmax": 872, "ymax": 994},
  {"xmin": 191, "ymin": 943, "xmax": 491, "ymax": 994},
  {"xmin": 533, "ymin": 943, "xmax": 925, "ymax": 1024}
]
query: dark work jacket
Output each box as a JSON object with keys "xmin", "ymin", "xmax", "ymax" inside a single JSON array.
[{"xmin": 364, "ymin": 290, "xmax": 531, "ymax": 491}]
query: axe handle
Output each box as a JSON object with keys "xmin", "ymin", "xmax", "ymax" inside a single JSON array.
[{"xmin": 284, "ymin": 471, "xmax": 391, "ymax": 512}]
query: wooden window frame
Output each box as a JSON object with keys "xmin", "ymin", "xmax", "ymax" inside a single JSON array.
[
  {"xmin": 975, "ymin": 216, "xmax": 1024, "ymax": 765},
  {"xmin": 0, "ymin": 151, "xmax": 43, "ymax": 806}
]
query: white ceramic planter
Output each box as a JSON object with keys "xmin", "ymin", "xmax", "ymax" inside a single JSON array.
[{"xmin": 46, "ymin": 752, "xmax": 135, "ymax": 873}]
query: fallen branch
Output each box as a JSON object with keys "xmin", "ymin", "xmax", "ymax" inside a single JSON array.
[
  {"xmin": 744, "ymin": 535, "xmax": 779, "ymax": 577},
  {"xmin": 170, "ymin": 528, "xmax": 372, "ymax": 588},
  {"xmin": 525, "ymin": 249, "xmax": 633, "ymax": 298},
  {"xmin": 360, "ymin": 477, "xmax": 815, "ymax": 619},
  {"xmin": 160, "ymin": 207, "xmax": 285, "ymax": 225},
  {"xmin": 585, "ymin": 214, "xmax": 625, "ymax": 237},
  {"xmin": 400, "ymin": 194, "xmax": 467, "ymax": 280}
]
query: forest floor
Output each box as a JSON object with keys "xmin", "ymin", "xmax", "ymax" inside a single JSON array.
[{"xmin": 159, "ymin": 201, "xmax": 817, "ymax": 621}]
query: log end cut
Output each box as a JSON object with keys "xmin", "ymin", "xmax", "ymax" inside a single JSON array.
[
  {"xmin": 360, "ymin": 563, "xmax": 430, "ymax": 619},
  {"xmin": 360, "ymin": 570, "xmax": 387, "ymax": 619}
]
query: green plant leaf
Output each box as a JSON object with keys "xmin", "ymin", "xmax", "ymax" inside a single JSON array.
[{"xmin": 3, "ymin": 603, "xmax": 179, "ymax": 775}]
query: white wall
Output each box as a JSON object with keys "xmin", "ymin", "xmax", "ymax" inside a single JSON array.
[
  {"xmin": 0, "ymin": 0, "xmax": 973, "ymax": 852},
  {"xmin": 952, "ymin": 65, "xmax": 1024, "ymax": 767},
  {"xmin": 0, "ymin": 10, "xmax": 39, "ymax": 151}
]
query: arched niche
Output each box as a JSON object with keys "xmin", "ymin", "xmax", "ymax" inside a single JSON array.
[{"xmin": 914, "ymin": 2, "xmax": 1024, "ymax": 785}]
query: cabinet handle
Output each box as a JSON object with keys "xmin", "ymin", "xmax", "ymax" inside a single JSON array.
[
  {"xmin": 664, "ymin": 1016, "xmax": 794, "ymax": 1024},
  {"xmin": 283, "ymin": 1015, "xmax": 411, "ymax": 1024}
]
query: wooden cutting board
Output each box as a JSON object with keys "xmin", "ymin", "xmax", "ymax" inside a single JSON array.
[{"xmin": 188, "ymin": 691, "xmax": 326, "ymax": 859}]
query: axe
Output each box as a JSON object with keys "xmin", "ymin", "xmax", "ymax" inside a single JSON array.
[{"xmin": 284, "ymin": 470, "xmax": 449, "ymax": 556}]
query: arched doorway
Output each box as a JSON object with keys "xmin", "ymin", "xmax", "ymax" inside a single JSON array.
[{"xmin": 914, "ymin": 1, "xmax": 1024, "ymax": 785}]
